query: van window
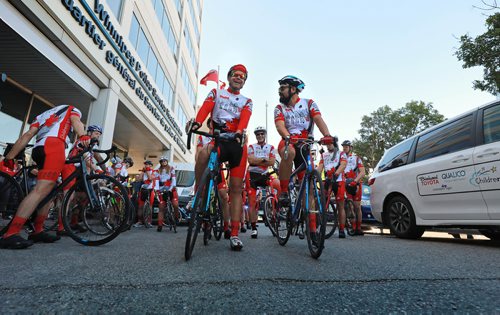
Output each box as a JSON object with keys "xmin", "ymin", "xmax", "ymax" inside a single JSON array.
[
  {"xmin": 378, "ymin": 138, "xmax": 413, "ymax": 172},
  {"xmin": 415, "ymin": 115, "xmax": 473, "ymax": 162},
  {"xmin": 483, "ymin": 104, "xmax": 500, "ymax": 144},
  {"xmin": 176, "ymin": 170, "xmax": 195, "ymax": 187}
]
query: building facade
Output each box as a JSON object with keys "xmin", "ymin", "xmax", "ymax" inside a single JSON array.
[{"xmin": 0, "ymin": 0, "xmax": 203, "ymax": 165}]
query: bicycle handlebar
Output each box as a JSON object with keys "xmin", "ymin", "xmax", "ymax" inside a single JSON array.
[{"xmin": 187, "ymin": 128, "xmax": 247, "ymax": 151}]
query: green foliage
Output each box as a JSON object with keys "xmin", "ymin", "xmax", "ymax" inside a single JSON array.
[
  {"xmin": 455, "ymin": 12, "xmax": 500, "ymax": 95},
  {"xmin": 353, "ymin": 101, "xmax": 445, "ymax": 172}
]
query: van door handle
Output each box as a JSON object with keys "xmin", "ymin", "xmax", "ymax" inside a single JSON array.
[
  {"xmin": 476, "ymin": 151, "xmax": 499, "ymax": 158},
  {"xmin": 451, "ymin": 155, "xmax": 469, "ymax": 163}
]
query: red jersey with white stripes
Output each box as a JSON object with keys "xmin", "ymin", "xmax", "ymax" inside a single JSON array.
[
  {"xmin": 344, "ymin": 153, "xmax": 364, "ymax": 179},
  {"xmin": 248, "ymin": 143, "xmax": 275, "ymax": 174},
  {"xmin": 320, "ymin": 150, "xmax": 347, "ymax": 182},
  {"xmin": 196, "ymin": 88, "xmax": 252, "ymax": 133},
  {"xmin": 30, "ymin": 105, "xmax": 82, "ymax": 147},
  {"xmin": 274, "ymin": 98, "xmax": 321, "ymax": 138}
]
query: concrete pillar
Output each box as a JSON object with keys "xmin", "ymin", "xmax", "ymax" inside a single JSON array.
[
  {"xmin": 162, "ymin": 148, "xmax": 173, "ymax": 162},
  {"xmin": 87, "ymin": 79, "xmax": 120, "ymax": 149}
]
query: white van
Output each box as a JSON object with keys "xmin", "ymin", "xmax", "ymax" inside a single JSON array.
[
  {"xmin": 173, "ymin": 162, "xmax": 195, "ymax": 208},
  {"xmin": 369, "ymin": 100, "xmax": 500, "ymax": 240}
]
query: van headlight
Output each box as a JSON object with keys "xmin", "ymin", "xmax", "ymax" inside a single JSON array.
[{"xmin": 361, "ymin": 199, "xmax": 371, "ymax": 206}]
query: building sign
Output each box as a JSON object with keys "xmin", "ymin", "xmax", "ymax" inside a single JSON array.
[{"xmin": 61, "ymin": 0, "xmax": 187, "ymax": 153}]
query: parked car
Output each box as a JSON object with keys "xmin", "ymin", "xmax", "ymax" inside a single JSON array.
[
  {"xmin": 369, "ymin": 100, "xmax": 500, "ymax": 240},
  {"xmin": 361, "ymin": 184, "xmax": 377, "ymax": 224}
]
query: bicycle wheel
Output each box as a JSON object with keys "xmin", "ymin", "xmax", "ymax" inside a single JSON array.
[
  {"xmin": 143, "ymin": 200, "xmax": 153, "ymax": 228},
  {"xmin": 324, "ymin": 199, "xmax": 338, "ymax": 239},
  {"xmin": 275, "ymin": 197, "xmax": 292, "ymax": 246},
  {"xmin": 185, "ymin": 170, "xmax": 209, "ymax": 260},
  {"xmin": 43, "ymin": 191, "xmax": 64, "ymax": 232},
  {"xmin": 263, "ymin": 195, "xmax": 277, "ymax": 237},
  {"xmin": 61, "ymin": 174, "xmax": 131, "ymax": 246},
  {"xmin": 305, "ymin": 170, "xmax": 327, "ymax": 259},
  {"xmin": 345, "ymin": 199, "xmax": 357, "ymax": 236},
  {"xmin": 0, "ymin": 171, "xmax": 25, "ymax": 235},
  {"xmin": 211, "ymin": 191, "xmax": 223, "ymax": 241},
  {"xmin": 166, "ymin": 201, "xmax": 177, "ymax": 233}
]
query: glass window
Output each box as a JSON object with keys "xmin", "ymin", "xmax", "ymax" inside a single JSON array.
[
  {"xmin": 106, "ymin": 0, "xmax": 123, "ymax": 21},
  {"xmin": 136, "ymin": 28, "xmax": 150, "ymax": 64},
  {"xmin": 378, "ymin": 138, "xmax": 414, "ymax": 172},
  {"xmin": 163, "ymin": 78, "xmax": 174, "ymax": 108},
  {"xmin": 154, "ymin": 0, "xmax": 164, "ymax": 23},
  {"xmin": 177, "ymin": 102, "xmax": 188, "ymax": 128},
  {"xmin": 415, "ymin": 115, "xmax": 473, "ymax": 162},
  {"xmin": 156, "ymin": 67, "xmax": 165, "ymax": 96},
  {"xmin": 174, "ymin": 0, "xmax": 182, "ymax": 17},
  {"xmin": 176, "ymin": 170, "xmax": 195, "ymax": 187},
  {"xmin": 129, "ymin": 14, "xmax": 140, "ymax": 48},
  {"xmin": 147, "ymin": 48, "xmax": 158, "ymax": 80},
  {"xmin": 483, "ymin": 104, "xmax": 500, "ymax": 144}
]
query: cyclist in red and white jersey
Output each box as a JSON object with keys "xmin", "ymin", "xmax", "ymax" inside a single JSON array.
[
  {"xmin": 134, "ymin": 160, "xmax": 156, "ymax": 228},
  {"xmin": 246, "ymin": 127, "xmax": 276, "ymax": 239},
  {"xmin": 188, "ymin": 64, "xmax": 252, "ymax": 250},
  {"xmin": 0, "ymin": 105, "xmax": 88, "ymax": 249},
  {"xmin": 156, "ymin": 156, "xmax": 179, "ymax": 232},
  {"xmin": 274, "ymin": 76, "xmax": 334, "ymax": 202},
  {"xmin": 342, "ymin": 140, "xmax": 366, "ymax": 236},
  {"xmin": 114, "ymin": 157, "xmax": 134, "ymax": 186},
  {"xmin": 317, "ymin": 141, "xmax": 348, "ymax": 238}
]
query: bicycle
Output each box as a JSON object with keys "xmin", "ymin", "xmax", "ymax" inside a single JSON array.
[
  {"xmin": 184, "ymin": 129, "xmax": 241, "ymax": 260},
  {"xmin": 258, "ymin": 168, "xmax": 279, "ymax": 237},
  {"xmin": 324, "ymin": 191, "xmax": 357, "ymax": 239},
  {"xmin": 275, "ymin": 137, "xmax": 330, "ymax": 259},
  {"xmin": 158, "ymin": 187, "xmax": 177, "ymax": 233}
]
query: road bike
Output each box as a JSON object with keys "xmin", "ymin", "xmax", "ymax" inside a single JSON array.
[{"xmin": 275, "ymin": 137, "xmax": 330, "ymax": 259}]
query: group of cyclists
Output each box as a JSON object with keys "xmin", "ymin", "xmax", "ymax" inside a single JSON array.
[
  {"xmin": 187, "ymin": 64, "xmax": 366, "ymax": 251},
  {"xmin": 0, "ymin": 63, "xmax": 366, "ymax": 254}
]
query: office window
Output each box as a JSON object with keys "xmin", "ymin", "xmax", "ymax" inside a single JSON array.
[
  {"xmin": 147, "ymin": 48, "xmax": 158, "ymax": 80},
  {"xmin": 153, "ymin": 0, "xmax": 164, "ymax": 23},
  {"xmin": 136, "ymin": 28, "xmax": 150, "ymax": 65},
  {"xmin": 483, "ymin": 104, "xmax": 500, "ymax": 144},
  {"xmin": 177, "ymin": 102, "xmax": 188, "ymax": 128},
  {"xmin": 163, "ymin": 78, "xmax": 174, "ymax": 108},
  {"xmin": 174, "ymin": 0, "xmax": 182, "ymax": 17},
  {"xmin": 184, "ymin": 29, "xmax": 197, "ymax": 72},
  {"xmin": 129, "ymin": 14, "xmax": 140, "ymax": 47},
  {"xmin": 106, "ymin": 0, "xmax": 123, "ymax": 21},
  {"xmin": 415, "ymin": 115, "xmax": 474, "ymax": 162}
]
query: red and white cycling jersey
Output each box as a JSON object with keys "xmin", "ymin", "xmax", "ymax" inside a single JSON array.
[
  {"xmin": 197, "ymin": 135, "xmax": 212, "ymax": 148},
  {"xmin": 344, "ymin": 153, "xmax": 364, "ymax": 179},
  {"xmin": 158, "ymin": 166, "xmax": 176, "ymax": 188},
  {"xmin": 320, "ymin": 150, "xmax": 347, "ymax": 182},
  {"xmin": 67, "ymin": 139, "xmax": 98, "ymax": 168},
  {"xmin": 30, "ymin": 105, "xmax": 82, "ymax": 148},
  {"xmin": 274, "ymin": 98, "xmax": 321, "ymax": 138},
  {"xmin": 248, "ymin": 143, "xmax": 275, "ymax": 174},
  {"xmin": 196, "ymin": 88, "xmax": 253, "ymax": 133}
]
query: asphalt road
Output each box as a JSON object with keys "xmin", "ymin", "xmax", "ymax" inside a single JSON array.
[{"xmin": 1, "ymin": 225, "xmax": 499, "ymax": 314}]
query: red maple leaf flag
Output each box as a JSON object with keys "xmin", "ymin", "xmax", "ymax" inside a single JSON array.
[{"xmin": 200, "ymin": 69, "xmax": 219, "ymax": 86}]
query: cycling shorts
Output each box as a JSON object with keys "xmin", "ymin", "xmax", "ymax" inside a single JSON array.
[
  {"xmin": 325, "ymin": 179, "xmax": 345, "ymax": 202},
  {"xmin": 218, "ymin": 141, "xmax": 247, "ymax": 179},
  {"xmin": 31, "ymin": 137, "xmax": 66, "ymax": 182},
  {"xmin": 248, "ymin": 172, "xmax": 268, "ymax": 190},
  {"xmin": 346, "ymin": 182, "xmax": 362, "ymax": 201},
  {"xmin": 161, "ymin": 188, "xmax": 178, "ymax": 204}
]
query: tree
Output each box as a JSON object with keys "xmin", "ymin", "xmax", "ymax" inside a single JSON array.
[
  {"xmin": 455, "ymin": 10, "xmax": 500, "ymax": 95},
  {"xmin": 353, "ymin": 101, "xmax": 445, "ymax": 172}
]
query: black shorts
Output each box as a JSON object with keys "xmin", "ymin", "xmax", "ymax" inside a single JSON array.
[
  {"xmin": 219, "ymin": 141, "xmax": 243, "ymax": 169},
  {"xmin": 140, "ymin": 188, "xmax": 152, "ymax": 201},
  {"xmin": 324, "ymin": 178, "xmax": 339, "ymax": 196},
  {"xmin": 293, "ymin": 143, "xmax": 310, "ymax": 170},
  {"xmin": 249, "ymin": 172, "xmax": 268, "ymax": 190}
]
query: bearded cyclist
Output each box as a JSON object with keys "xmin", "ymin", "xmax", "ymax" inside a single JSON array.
[
  {"xmin": 274, "ymin": 75, "xmax": 335, "ymax": 205},
  {"xmin": 188, "ymin": 64, "xmax": 252, "ymax": 251}
]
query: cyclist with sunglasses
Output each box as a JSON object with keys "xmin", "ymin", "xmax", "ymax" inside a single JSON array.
[
  {"xmin": 246, "ymin": 126, "xmax": 276, "ymax": 239},
  {"xmin": 187, "ymin": 64, "xmax": 252, "ymax": 250}
]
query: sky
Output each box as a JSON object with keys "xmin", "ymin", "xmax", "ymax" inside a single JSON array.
[{"xmin": 196, "ymin": 0, "xmax": 498, "ymax": 147}]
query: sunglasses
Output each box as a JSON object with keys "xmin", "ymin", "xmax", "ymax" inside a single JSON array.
[
  {"xmin": 231, "ymin": 73, "xmax": 246, "ymax": 80},
  {"xmin": 255, "ymin": 133, "xmax": 265, "ymax": 136}
]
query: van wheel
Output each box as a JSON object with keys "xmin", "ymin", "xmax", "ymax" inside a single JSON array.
[
  {"xmin": 479, "ymin": 228, "xmax": 500, "ymax": 240},
  {"xmin": 386, "ymin": 196, "xmax": 424, "ymax": 239}
]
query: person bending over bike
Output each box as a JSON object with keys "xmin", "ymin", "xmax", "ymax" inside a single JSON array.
[
  {"xmin": 246, "ymin": 126, "xmax": 276, "ymax": 239},
  {"xmin": 188, "ymin": 64, "xmax": 252, "ymax": 251},
  {"xmin": 156, "ymin": 156, "xmax": 179, "ymax": 232},
  {"xmin": 0, "ymin": 105, "xmax": 89, "ymax": 249},
  {"xmin": 317, "ymin": 140, "xmax": 348, "ymax": 238},
  {"xmin": 134, "ymin": 160, "xmax": 155, "ymax": 228}
]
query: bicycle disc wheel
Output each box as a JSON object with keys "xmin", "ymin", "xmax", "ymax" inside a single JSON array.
[
  {"xmin": 211, "ymin": 192, "xmax": 223, "ymax": 241},
  {"xmin": 305, "ymin": 170, "xmax": 327, "ymax": 259},
  {"xmin": 185, "ymin": 170, "xmax": 209, "ymax": 260},
  {"xmin": 61, "ymin": 174, "xmax": 131, "ymax": 246},
  {"xmin": 0, "ymin": 171, "xmax": 25, "ymax": 235},
  {"xmin": 263, "ymin": 195, "xmax": 277, "ymax": 237},
  {"xmin": 324, "ymin": 199, "xmax": 338, "ymax": 239},
  {"xmin": 345, "ymin": 199, "xmax": 357, "ymax": 236}
]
